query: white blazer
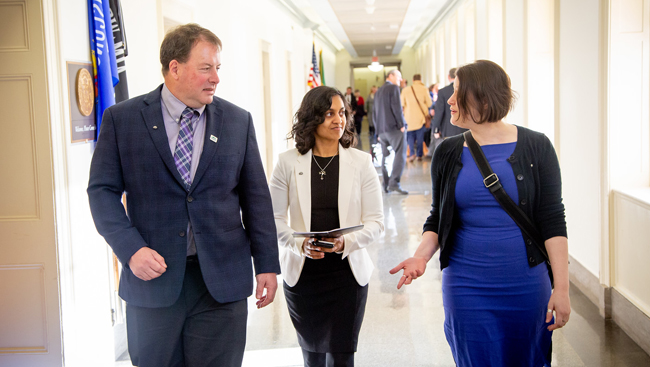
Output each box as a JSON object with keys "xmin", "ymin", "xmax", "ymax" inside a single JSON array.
[{"xmin": 270, "ymin": 145, "xmax": 385, "ymax": 287}]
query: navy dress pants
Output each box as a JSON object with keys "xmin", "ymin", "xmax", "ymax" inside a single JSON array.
[
  {"xmin": 378, "ymin": 129, "xmax": 407, "ymax": 190},
  {"xmin": 126, "ymin": 257, "xmax": 248, "ymax": 367}
]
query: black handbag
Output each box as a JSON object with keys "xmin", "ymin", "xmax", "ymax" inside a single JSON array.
[{"xmin": 463, "ymin": 131, "xmax": 554, "ymax": 287}]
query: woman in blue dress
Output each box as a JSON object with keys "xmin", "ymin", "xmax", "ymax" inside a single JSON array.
[{"xmin": 391, "ymin": 60, "xmax": 571, "ymax": 366}]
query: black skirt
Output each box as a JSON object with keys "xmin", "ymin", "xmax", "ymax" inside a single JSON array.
[{"xmin": 284, "ymin": 258, "xmax": 368, "ymax": 353}]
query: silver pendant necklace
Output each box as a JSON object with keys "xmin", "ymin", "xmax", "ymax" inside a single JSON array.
[{"xmin": 313, "ymin": 154, "xmax": 336, "ymax": 180}]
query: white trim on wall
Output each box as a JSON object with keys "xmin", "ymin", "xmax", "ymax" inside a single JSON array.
[{"xmin": 42, "ymin": 0, "xmax": 73, "ymax": 363}]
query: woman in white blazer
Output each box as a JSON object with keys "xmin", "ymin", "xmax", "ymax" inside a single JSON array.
[{"xmin": 270, "ymin": 86, "xmax": 384, "ymax": 367}]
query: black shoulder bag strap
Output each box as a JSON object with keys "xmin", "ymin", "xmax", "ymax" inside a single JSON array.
[{"xmin": 463, "ymin": 131, "xmax": 553, "ymax": 286}]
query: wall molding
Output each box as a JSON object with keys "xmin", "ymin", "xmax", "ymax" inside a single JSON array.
[
  {"xmin": 612, "ymin": 288, "xmax": 650, "ymax": 357},
  {"xmin": 569, "ymin": 254, "xmax": 611, "ymax": 318},
  {"xmin": 569, "ymin": 254, "xmax": 650, "ymax": 357}
]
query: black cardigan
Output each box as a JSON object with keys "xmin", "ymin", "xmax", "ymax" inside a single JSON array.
[{"xmin": 422, "ymin": 125, "xmax": 568, "ymax": 270}]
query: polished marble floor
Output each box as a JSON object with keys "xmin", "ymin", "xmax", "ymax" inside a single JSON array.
[{"xmin": 242, "ymin": 135, "xmax": 650, "ymax": 366}]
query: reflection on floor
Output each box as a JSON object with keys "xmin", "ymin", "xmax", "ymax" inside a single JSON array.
[{"xmin": 243, "ymin": 141, "xmax": 650, "ymax": 366}]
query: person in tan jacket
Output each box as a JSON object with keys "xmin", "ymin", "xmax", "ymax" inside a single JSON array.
[{"xmin": 401, "ymin": 74, "xmax": 433, "ymax": 161}]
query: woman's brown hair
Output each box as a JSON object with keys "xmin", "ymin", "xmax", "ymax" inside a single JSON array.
[{"xmin": 456, "ymin": 60, "xmax": 516, "ymax": 124}]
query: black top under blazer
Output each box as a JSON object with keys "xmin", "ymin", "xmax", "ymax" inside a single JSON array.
[
  {"xmin": 88, "ymin": 85, "xmax": 280, "ymax": 308},
  {"xmin": 422, "ymin": 125, "xmax": 567, "ymax": 270}
]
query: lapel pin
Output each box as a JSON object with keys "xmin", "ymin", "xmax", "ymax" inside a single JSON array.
[
  {"xmin": 210, "ymin": 135, "xmax": 218, "ymax": 143},
  {"xmin": 153, "ymin": 125, "xmax": 158, "ymax": 129}
]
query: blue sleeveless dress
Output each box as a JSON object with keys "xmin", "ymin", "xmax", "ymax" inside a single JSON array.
[{"xmin": 442, "ymin": 143, "xmax": 553, "ymax": 366}]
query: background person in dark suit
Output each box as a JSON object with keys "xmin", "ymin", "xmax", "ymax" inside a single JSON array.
[
  {"xmin": 353, "ymin": 89, "xmax": 366, "ymax": 140},
  {"xmin": 431, "ymin": 68, "xmax": 467, "ymax": 141},
  {"xmin": 344, "ymin": 87, "xmax": 358, "ymax": 131},
  {"xmin": 373, "ymin": 69, "xmax": 408, "ymax": 194},
  {"xmin": 87, "ymin": 23, "xmax": 280, "ymax": 367}
]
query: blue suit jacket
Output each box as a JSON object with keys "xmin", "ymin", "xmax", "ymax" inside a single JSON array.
[
  {"xmin": 432, "ymin": 82, "xmax": 467, "ymax": 137},
  {"xmin": 372, "ymin": 81, "xmax": 406, "ymax": 134},
  {"xmin": 88, "ymin": 85, "xmax": 280, "ymax": 308}
]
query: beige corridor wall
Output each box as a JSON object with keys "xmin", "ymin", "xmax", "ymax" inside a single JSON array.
[
  {"xmin": 335, "ymin": 49, "xmax": 353, "ymax": 93},
  {"xmin": 353, "ymin": 68, "xmax": 386, "ymax": 98},
  {"xmin": 609, "ymin": 0, "xmax": 650, "ymax": 326},
  {"xmin": 557, "ymin": 0, "xmax": 603, "ymax": 280}
]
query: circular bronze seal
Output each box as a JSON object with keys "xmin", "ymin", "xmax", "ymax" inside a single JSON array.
[{"xmin": 76, "ymin": 68, "xmax": 94, "ymax": 117}]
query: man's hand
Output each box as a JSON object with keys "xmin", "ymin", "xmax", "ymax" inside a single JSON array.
[
  {"xmin": 255, "ymin": 273, "xmax": 278, "ymax": 309},
  {"xmin": 400, "ymin": 127, "xmax": 405, "ymax": 133},
  {"xmin": 434, "ymin": 132, "xmax": 441, "ymax": 139},
  {"xmin": 129, "ymin": 247, "xmax": 167, "ymax": 281}
]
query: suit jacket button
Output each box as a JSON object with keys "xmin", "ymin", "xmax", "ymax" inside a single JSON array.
[
  {"xmin": 517, "ymin": 174, "xmax": 524, "ymax": 181},
  {"xmin": 526, "ymin": 239, "xmax": 533, "ymax": 246},
  {"xmin": 187, "ymin": 196, "xmax": 194, "ymax": 203},
  {"xmin": 179, "ymin": 231, "xmax": 186, "ymax": 237},
  {"xmin": 529, "ymin": 256, "xmax": 535, "ymax": 263},
  {"xmin": 521, "ymin": 199, "xmax": 527, "ymax": 205}
]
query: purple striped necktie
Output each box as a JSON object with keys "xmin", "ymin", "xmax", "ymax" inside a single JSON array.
[{"xmin": 174, "ymin": 107, "xmax": 197, "ymax": 190}]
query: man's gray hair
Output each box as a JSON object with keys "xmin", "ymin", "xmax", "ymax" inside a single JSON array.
[{"xmin": 387, "ymin": 69, "xmax": 400, "ymax": 77}]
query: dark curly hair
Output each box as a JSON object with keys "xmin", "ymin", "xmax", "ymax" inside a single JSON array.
[
  {"xmin": 290, "ymin": 86, "xmax": 357, "ymax": 154},
  {"xmin": 455, "ymin": 60, "xmax": 516, "ymax": 124}
]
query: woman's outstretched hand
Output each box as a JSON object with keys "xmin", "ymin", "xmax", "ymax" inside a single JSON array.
[{"xmin": 389, "ymin": 257, "xmax": 428, "ymax": 289}]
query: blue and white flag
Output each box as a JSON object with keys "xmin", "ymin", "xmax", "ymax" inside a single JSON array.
[
  {"xmin": 109, "ymin": 0, "xmax": 129, "ymax": 103},
  {"xmin": 88, "ymin": 0, "xmax": 119, "ymax": 139}
]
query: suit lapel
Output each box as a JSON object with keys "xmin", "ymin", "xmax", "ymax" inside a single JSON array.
[
  {"xmin": 141, "ymin": 87, "xmax": 187, "ymax": 189},
  {"xmin": 190, "ymin": 100, "xmax": 223, "ymax": 193},
  {"xmin": 337, "ymin": 146, "xmax": 355, "ymax": 226},
  {"xmin": 295, "ymin": 150, "xmax": 312, "ymax": 231}
]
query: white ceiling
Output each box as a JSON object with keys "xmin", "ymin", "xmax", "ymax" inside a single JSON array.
[{"xmin": 286, "ymin": 0, "xmax": 450, "ymax": 58}]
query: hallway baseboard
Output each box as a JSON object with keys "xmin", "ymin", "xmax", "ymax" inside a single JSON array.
[
  {"xmin": 612, "ymin": 288, "xmax": 650, "ymax": 358},
  {"xmin": 569, "ymin": 255, "xmax": 650, "ymax": 358},
  {"xmin": 569, "ymin": 255, "xmax": 611, "ymax": 318}
]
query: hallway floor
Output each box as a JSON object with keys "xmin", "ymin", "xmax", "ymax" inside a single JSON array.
[{"xmin": 242, "ymin": 139, "xmax": 650, "ymax": 366}]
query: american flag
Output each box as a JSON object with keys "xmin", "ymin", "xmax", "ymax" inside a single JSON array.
[{"xmin": 308, "ymin": 42, "xmax": 321, "ymax": 89}]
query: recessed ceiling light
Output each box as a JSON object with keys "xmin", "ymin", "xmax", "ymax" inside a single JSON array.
[
  {"xmin": 365, "ymin": 6, "xmax": 375, "ymax": 14},
  {"xmin": 370, "ymin": 25, "xmax": 376, "ymax": 31},
  {"xmin": 386, "ymin": 45, "xmax": 392, "ymax": 49},
  {"xmin": 389, "ymin": 24, "xmax": 399, "ymax": 29}
]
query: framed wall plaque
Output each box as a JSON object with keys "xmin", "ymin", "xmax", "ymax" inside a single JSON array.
[{"xmin": 66, "ymin": 61, "xmax": 96, "ymax": 143}]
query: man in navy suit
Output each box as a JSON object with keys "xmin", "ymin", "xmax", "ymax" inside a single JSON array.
[
  {"xmin": 431, "ymin": 67, "xmax": 467, "ymax": 140},
  {"xmin": 373, "ymin": 69, "xmax": 408, "ymax": 194},
  {"xmin": 88, "ymin": 24, "xmax": 280, "ymax": 367}
]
